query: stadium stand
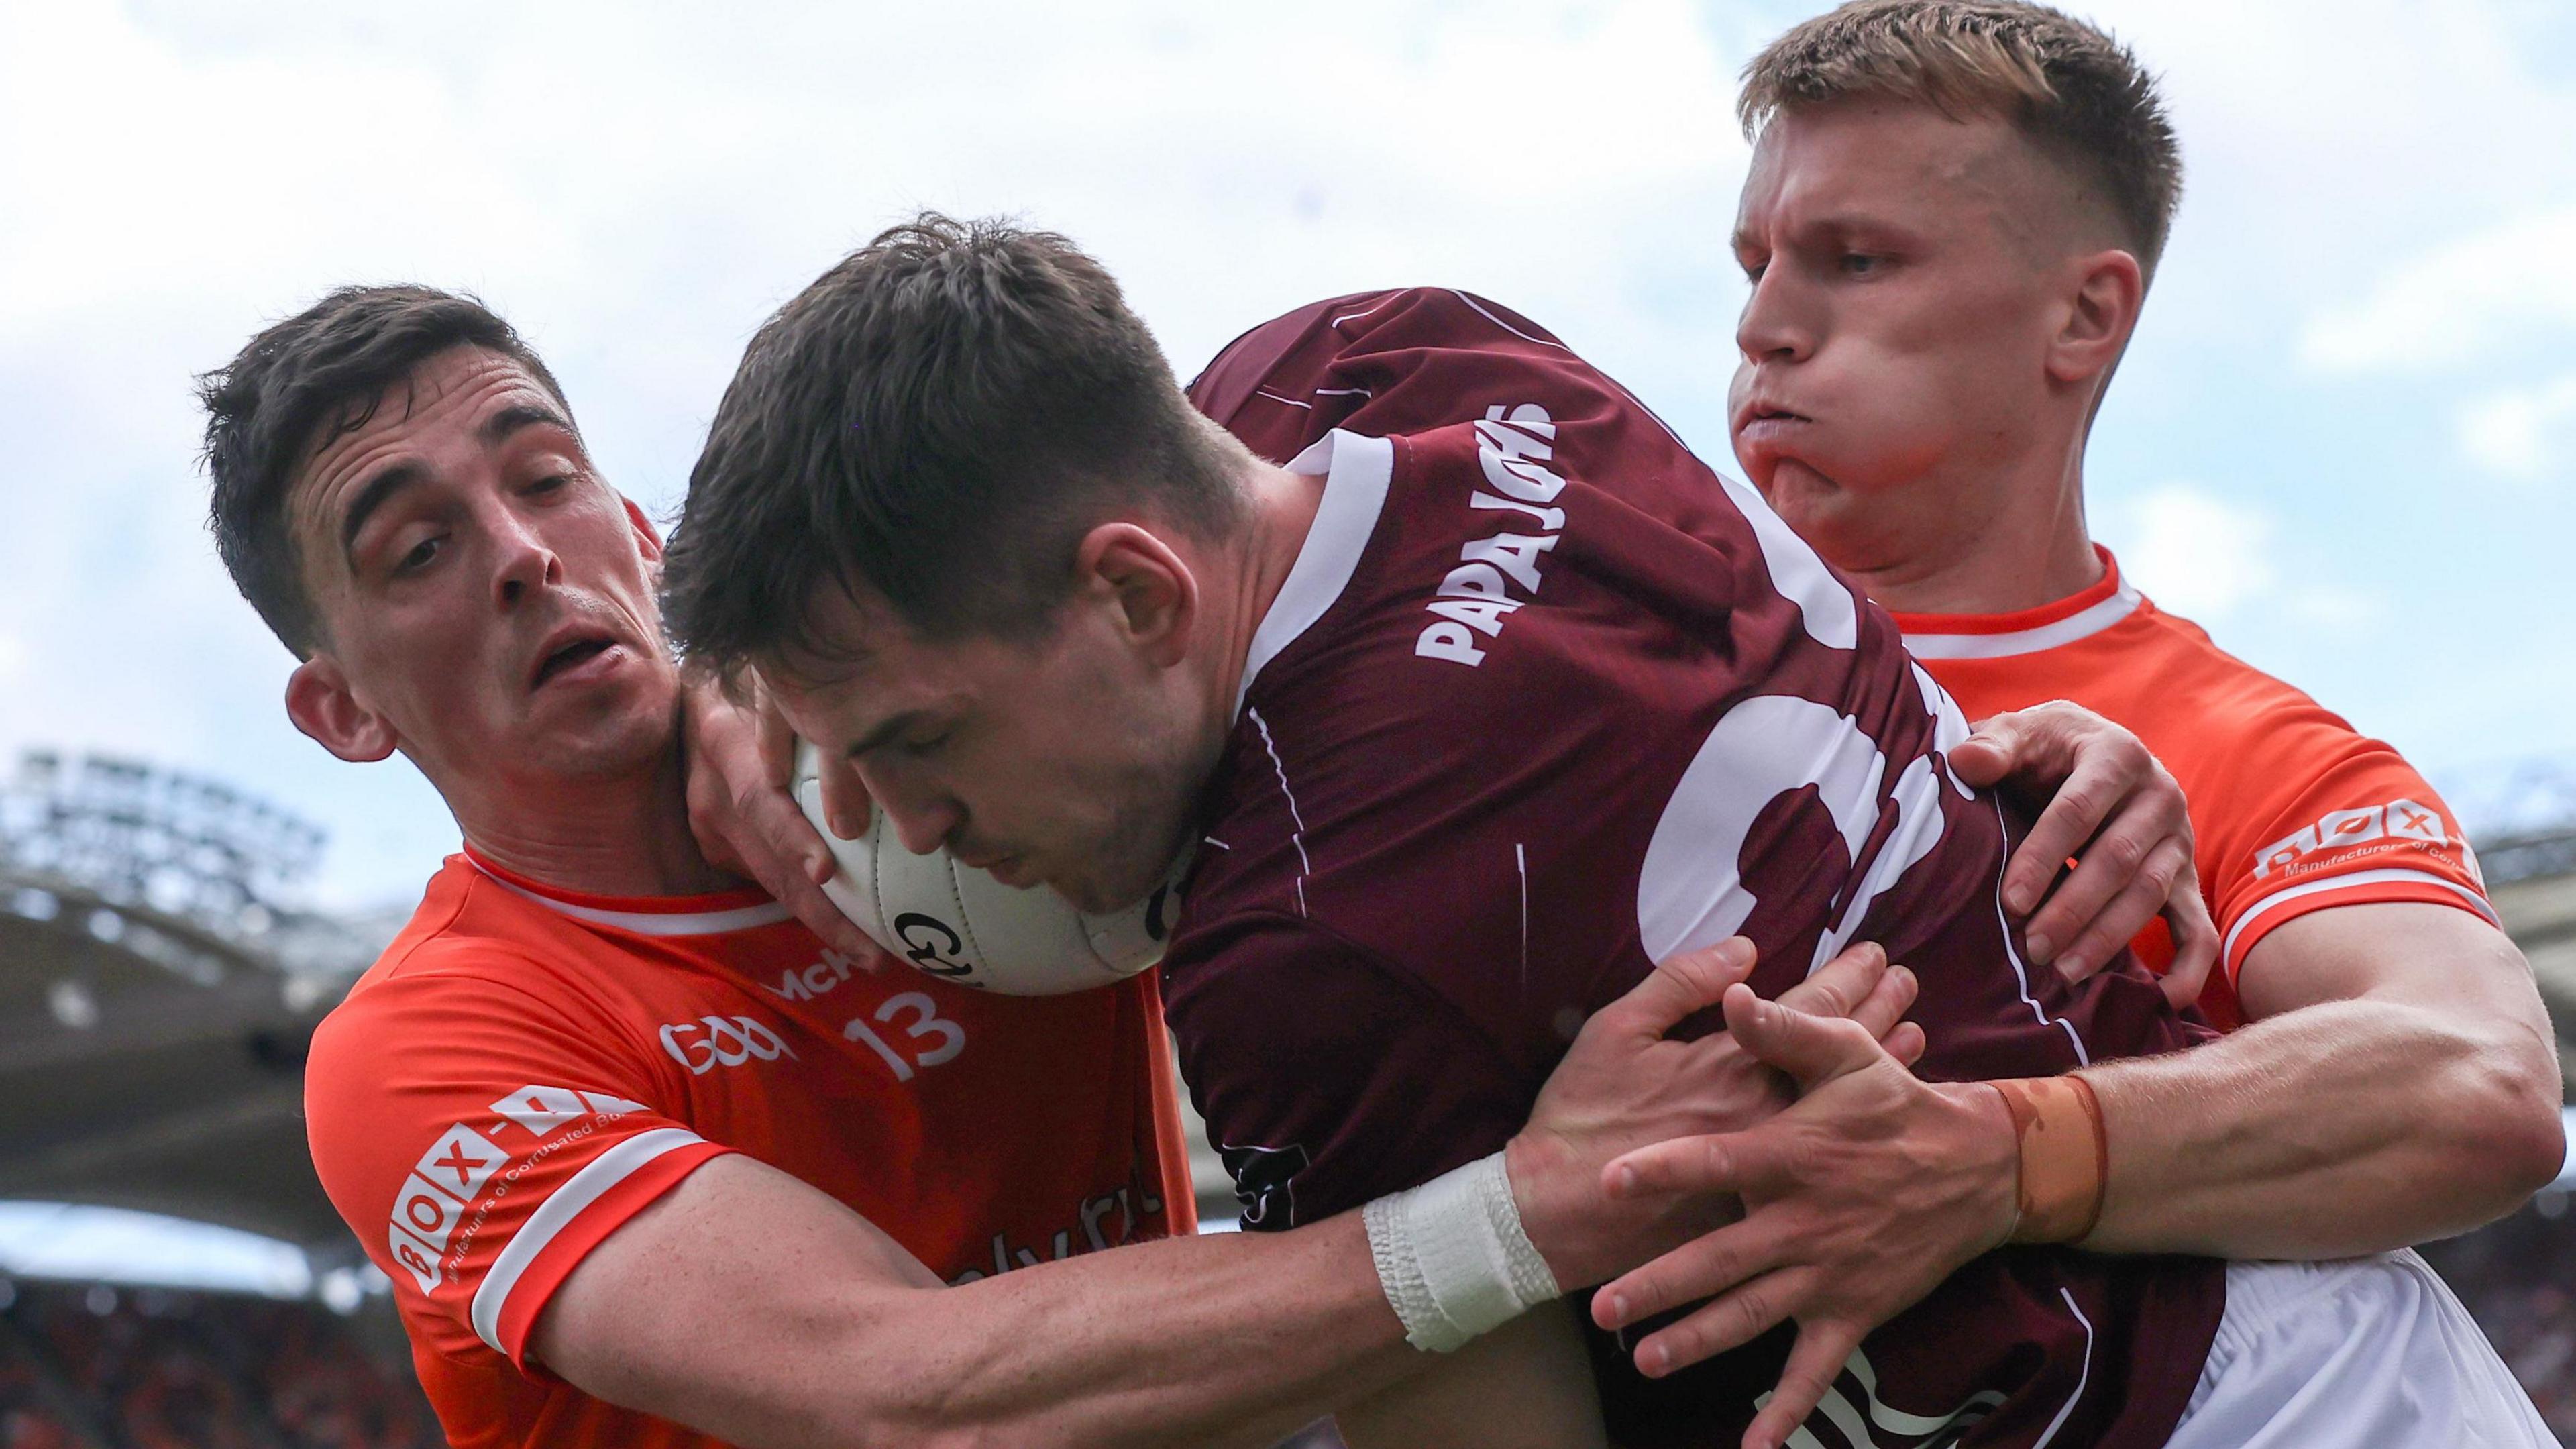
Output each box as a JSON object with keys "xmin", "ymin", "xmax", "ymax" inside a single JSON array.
[
  {"xmin": 0, "ymin": 1279, "xmax": 439, "ymax": 1449},
  {"xmin": 1, "ymin": 747, "xmax": 2570, "ymax": 1445}
]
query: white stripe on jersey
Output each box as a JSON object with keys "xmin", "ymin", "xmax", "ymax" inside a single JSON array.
[
  {"xmin": 470, "ymin": 1126, "xmax": 710, "ymax": 1353},
  {"xmin": 1246, "ymin": 707, "xmax": 1316, "ymax": 919},
  {"xmin": 470, "ymin": 863, "xmax": 793, "ymax": 936},
  {"xmin": 1988, "ymin": 792, "xmax": 2092, "ymax": 1068},
  {"xmin": 1900, "ymin": 581, "xmax": 2143, "ymax": 660},
  {"xmin": 1237, "ymin": 432, "xmax": 1395, "ymax": 717},
  {"xmin": 2220, "ymin": 867, "xmax": 2500, "ymax": 966}
]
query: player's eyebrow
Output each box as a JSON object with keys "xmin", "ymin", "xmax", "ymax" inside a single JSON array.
[
  {"xmin": 338, "ymin": 462, "xmax": 426, "ymax": 566},
  {"xmin": 482, "ymin": 402, "xmax": 575, "ymax": 446}
]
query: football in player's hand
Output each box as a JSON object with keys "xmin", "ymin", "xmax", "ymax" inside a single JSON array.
[{"xmin": 790, "ymin": 743, "xmax": 1176, "ymax": 994}]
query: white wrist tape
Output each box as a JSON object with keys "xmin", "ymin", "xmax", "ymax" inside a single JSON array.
[{"xmin": 1362, "ymin": 1150, "xmax": 1562, "ymax": 1352}]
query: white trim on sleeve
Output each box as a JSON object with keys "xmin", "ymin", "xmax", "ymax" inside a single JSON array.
[
  {"xmin": 2220, "ymin": 867, "xmax": 2500, "ymax": 968},
  {"xmin": 469, "ymin": 1127, "xmax": 710, "ymax": 1354}
]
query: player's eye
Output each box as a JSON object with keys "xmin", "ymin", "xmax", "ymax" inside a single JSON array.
[
  {"xmin": 525, "ymin": 473, "xmax": 570, "ymax": 496},
  {"xmin": 1839, "ymin": 252, "xmax": 1886, "ymax": 276},
  {"xmin": 902, "ymin": 727, "xmax": 952, "ymax": 757},
  {"xmin": 1739, "ymin": 256, "xmax": 1768, "ymax": 282},
  {"xmin": 395, "ymin": 535, "xmax": 444, "ymax": 574}
]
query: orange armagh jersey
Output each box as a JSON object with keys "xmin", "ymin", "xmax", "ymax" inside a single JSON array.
[
  {"xmin": 1898, "ymin": 547, "xmax": 2495, "ymax": 1030},
  {"xmin": 305, "ymin": 851, "xmax": 1194, "ymax": 1449}
]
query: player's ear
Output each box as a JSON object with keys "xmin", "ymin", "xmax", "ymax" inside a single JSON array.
[
  {"xmin": 623, "ymin": 495, "xmax": 665, "ymax": 564},
  {"xmin": 286, "ymin": 653, "xmax": 401, "ymax": 764},
  {"xmin": 2047, "ymin": 248, "xmax": 2145, "ymax": 388},
  {"xmin": 1077, "ymin": 522, "xmax": 1197, "ymax": 668}
]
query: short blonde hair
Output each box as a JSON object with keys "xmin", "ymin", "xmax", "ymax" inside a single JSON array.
[{"xmin": 1741, "ymin": 0, "xmax": 2183, "ymax": 277}]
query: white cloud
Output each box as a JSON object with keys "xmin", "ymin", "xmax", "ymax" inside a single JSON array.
[
  {"xmin": 2108, "ymin": 484, "xmax": 2385, "ymax": 628},
  {"xmin": 0, "ymin": 0, "xmax": 1760, "ymax": 906},
  {"xmin": 2456, "ymin": 371, "xmax": 2576, "ymax": 482},
  {"xmin": 2115, "ymin": 485, "xmax": 2278, "ymax": 619},
  {"xmin": 2300, "ymin": 205, "xmax": 2576, "ymax": 374}
]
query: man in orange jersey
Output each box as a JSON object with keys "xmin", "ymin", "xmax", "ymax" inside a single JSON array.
[
  {"xmin": 1585, "ymin": 3, "xmax": 2564, "ymax": 1442},
  {"xmin": 201, "ymin": 283, "xmax": 1985, "ymax": 1448}
]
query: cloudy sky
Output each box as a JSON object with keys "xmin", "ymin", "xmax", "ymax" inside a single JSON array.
[{"xmin": 2, "ymin": 0, "xmax": 2570, "ymax": 911}]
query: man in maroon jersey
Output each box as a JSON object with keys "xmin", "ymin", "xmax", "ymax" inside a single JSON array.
[
  {"xmin": 1177, "ymin": 280, "xmax": 2216, "ymax": 1447},
  {"xmin": 658, "ymin": 220, "xmax": 2496, "ymax": 1446}
]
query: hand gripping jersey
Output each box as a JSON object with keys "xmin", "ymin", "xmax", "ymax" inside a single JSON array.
[
  {"xmin": 1896, "ymin": 553, "xmax": 2498, "ymax": 1030},
  {"xmin": 1181, "ymin": 290, "xmax": 2222, "ymax": 1448},
  {"xmin": 304, "ymin": 851, "xmax": 1193, "ymax": 1449}
]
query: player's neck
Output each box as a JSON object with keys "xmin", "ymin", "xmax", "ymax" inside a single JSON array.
[
  {"xmin": 450, "ymin": 733, "xmax": 741, "ymax": 900},
  {"xmin": 1842, "ymin": 460, "xmax": 2102, "ymax": 619},
  {"xmin": 1210, "ymin": 459, "xmax": 1326, "ymax": 713}
]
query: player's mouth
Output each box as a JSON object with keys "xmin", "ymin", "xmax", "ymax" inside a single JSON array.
[
  {"xmin": 956, "ymin": 845, "xmax": 1026, "ymax": 883},
  {"xmin": 1732, "ymin": 401, "xmax": 1812, "ymax": 451},
  {"xmin": 528, "ymin": 627, "xmax": 626, "ymax": 692}
]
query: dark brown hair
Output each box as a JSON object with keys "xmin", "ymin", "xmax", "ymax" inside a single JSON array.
[
  {"xmin": 661, "ymin": 213, "xmax": 1244, "ymax": 676},
  {"xmin": 1741, "ymin": 0, "xmax": 2184, "ymax": 277},
  {"xmin": 197, "ymin": 285, "xmax": 569, "ymax": 655}
]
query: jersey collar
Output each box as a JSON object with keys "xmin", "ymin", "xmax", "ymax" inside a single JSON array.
[
  {"xmin": 462, "ymin": 847, "xmax": 793, "ymax": 936},
  {"xmin": 1890, "ymin": 547, "xmax": 2144, "ymax": 661},
  {"xmin": 1235, "ymin": 428, "xmax": 1395, "ymax": 716}
]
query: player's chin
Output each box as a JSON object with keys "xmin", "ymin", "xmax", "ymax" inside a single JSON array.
[
  {"xmin": 1746, "ymin": 453, "xmax": 1847, "ymax": 519},
  {"xmin": 1044, "ymin": 849, "xmax": 1161, "ymax": 916}
]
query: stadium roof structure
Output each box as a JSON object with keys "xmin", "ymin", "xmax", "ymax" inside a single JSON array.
[{"xmin": 0, "ymin": 752, "xmax": 389, "ymax": 1250}]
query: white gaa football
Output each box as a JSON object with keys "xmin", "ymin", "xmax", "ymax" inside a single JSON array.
[{"xmin": 790, "ymin": 743, "xmax": 1178, "ymax": 995}]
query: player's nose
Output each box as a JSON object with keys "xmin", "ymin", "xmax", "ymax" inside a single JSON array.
[
  {"xmin": 869, "ymin": 780, "xmax": 963, "ymax": 857},
  {"xmin": 489, "ymin": 508, "xmax": 564, "ymax": 611},
  {"xmin": 1735, "ymin": 269, "xmax": 1815, "ymax": 366}
]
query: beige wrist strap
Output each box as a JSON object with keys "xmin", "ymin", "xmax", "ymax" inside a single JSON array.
[{"xmin": 1990, "ymin": 1074, "xmax": 2108, "ymax": 1245}]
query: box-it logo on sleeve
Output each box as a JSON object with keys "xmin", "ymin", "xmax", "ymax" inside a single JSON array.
[
  {"xmin": 2252, "ymin": 798, "xmax": 2450, "ymax": 879},
  {"xmin": 383, "ymin": 1087, "xmax": 652, "ymax": 1294},
  {"xmin": 388, "ymin": 1123, "xmax": 508, "ymax": 1293}
]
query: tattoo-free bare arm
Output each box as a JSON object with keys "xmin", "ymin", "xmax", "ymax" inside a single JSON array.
[
  {"xmin": 537, "ymin": 1152, "xmax": 1412, "ymax": 1449},
  {"xmin": 2080, "ymin": 900, "xmax": 2562, "ymax": 1256}
]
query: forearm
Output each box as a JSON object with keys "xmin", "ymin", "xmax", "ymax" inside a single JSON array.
[
  {"xmin": 2082, "ymin": 993, "xmax": 2561, "ymax": 1258},
  {"xmin": 545, "ymin": 1152, "xmax": 1428, "ymax": 1449},
  {"xmin": 850, "ymin": 1216, "xmax": 1418, "ymax": 1449}
]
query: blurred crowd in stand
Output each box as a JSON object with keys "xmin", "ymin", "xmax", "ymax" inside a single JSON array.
[
  {"xmin": 2422, "ymin": 1187, "xmax": 2576, "ymax": 1442},
  {"xmin": 0, "ymin": 1280, "xmax": 436, "ymax": 1449}
]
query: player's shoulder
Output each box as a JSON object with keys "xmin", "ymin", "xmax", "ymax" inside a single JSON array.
[
  {"xmin": 1190, "ymin": 288, "xmax": 1564, "ymax": 413},
  {"xmin": 339, "ymin": 858, "xmax": 595, "ymax": 1005},
  {"xmin": 314, "ymin": 861, "xmax": 623, "ymax": 1078},
  {"xmin": 2108, "ymin": 598, "xmax": 2475, "ymax": 881},
  {"xmin": 2114, "ymin": 599, "xmax": 2400, "ymax": 782}
]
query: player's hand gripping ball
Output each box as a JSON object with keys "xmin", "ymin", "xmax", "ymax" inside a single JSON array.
[{"xmin": 791, "ymin": 743, "xmax": 1179, "ymax": 994}]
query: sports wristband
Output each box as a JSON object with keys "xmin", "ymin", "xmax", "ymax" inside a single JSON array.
[
  {"xmin": 1362, "ymin": 1151, "xmax": 1563, "ymax": 1352},
  {"xmin": 1991, "ymin": 1073, "xmax": 2108, "ymax": 1244}
]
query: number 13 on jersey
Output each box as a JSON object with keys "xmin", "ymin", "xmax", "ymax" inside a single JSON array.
[{"xmin": 845, "ymin": 990, "xmax": 967, "ymax": 1082}]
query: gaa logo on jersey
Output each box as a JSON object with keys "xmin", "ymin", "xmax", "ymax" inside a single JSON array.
[{"xmin": 659, "ymin": 1015, "xmax": 797, "ymax": 1075}]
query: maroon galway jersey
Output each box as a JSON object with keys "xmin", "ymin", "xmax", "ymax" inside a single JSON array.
[{"xmin": 1175, "ymin": 290, "xmax": 2222, "ymax": 1448}]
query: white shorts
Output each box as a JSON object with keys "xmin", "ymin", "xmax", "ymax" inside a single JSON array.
[{"xmin": 2166, "ymin": 1249, "xmax": 2557, "ymax": 1447}]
